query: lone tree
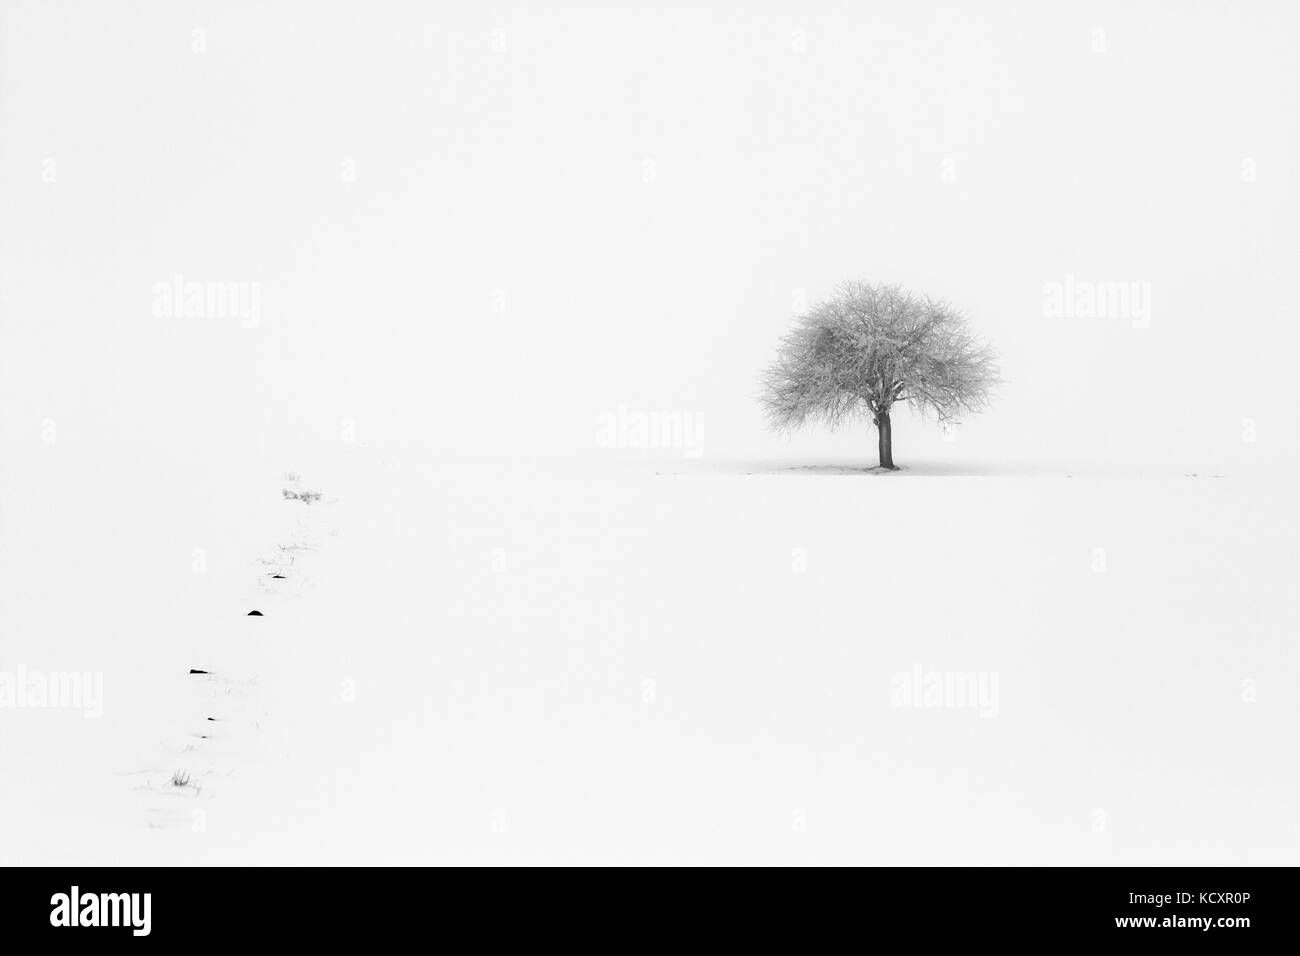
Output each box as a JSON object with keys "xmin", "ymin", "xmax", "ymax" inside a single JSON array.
[{"xmin": 760, "ymin": 282, "xmax": 999, "ymax": 470}]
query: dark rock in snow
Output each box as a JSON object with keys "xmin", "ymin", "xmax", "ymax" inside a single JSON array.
[{"xmin": 248, "ymin": 610, "xmax": 263, "ymax": 616}]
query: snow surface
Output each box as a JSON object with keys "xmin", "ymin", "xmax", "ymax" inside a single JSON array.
[{"xmin": 1, "ymin": 440, "xmax": 1295, "ymax": 865}]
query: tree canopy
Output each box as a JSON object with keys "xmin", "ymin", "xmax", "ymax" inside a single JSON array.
[{"xmin": 760, "ymin": 282, "xmax": 999, "ymax": 467}]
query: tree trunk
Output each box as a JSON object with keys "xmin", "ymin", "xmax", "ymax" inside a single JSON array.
[{"xmin": 876, "ymin": 409, "xmax": 897, "ymax": 470}]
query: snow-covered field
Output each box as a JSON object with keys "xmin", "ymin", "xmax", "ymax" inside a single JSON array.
[
  {"xmin": 3, "ymin": 1, "xmax": 1296, "ymax": 867},
  {"xmin": 2, "ymin": 439, "xmax": 1294, "ymax": 865}
]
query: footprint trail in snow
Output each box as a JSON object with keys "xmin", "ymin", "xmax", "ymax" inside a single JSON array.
[{"xmin": 128, "ymin": 472, "xmax": 340, "ymax": 831}]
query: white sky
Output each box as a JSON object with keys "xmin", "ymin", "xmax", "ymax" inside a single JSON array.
[{"xmin": 2, "ymin": 0, "xmax": 1296, "ymax": 472}]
